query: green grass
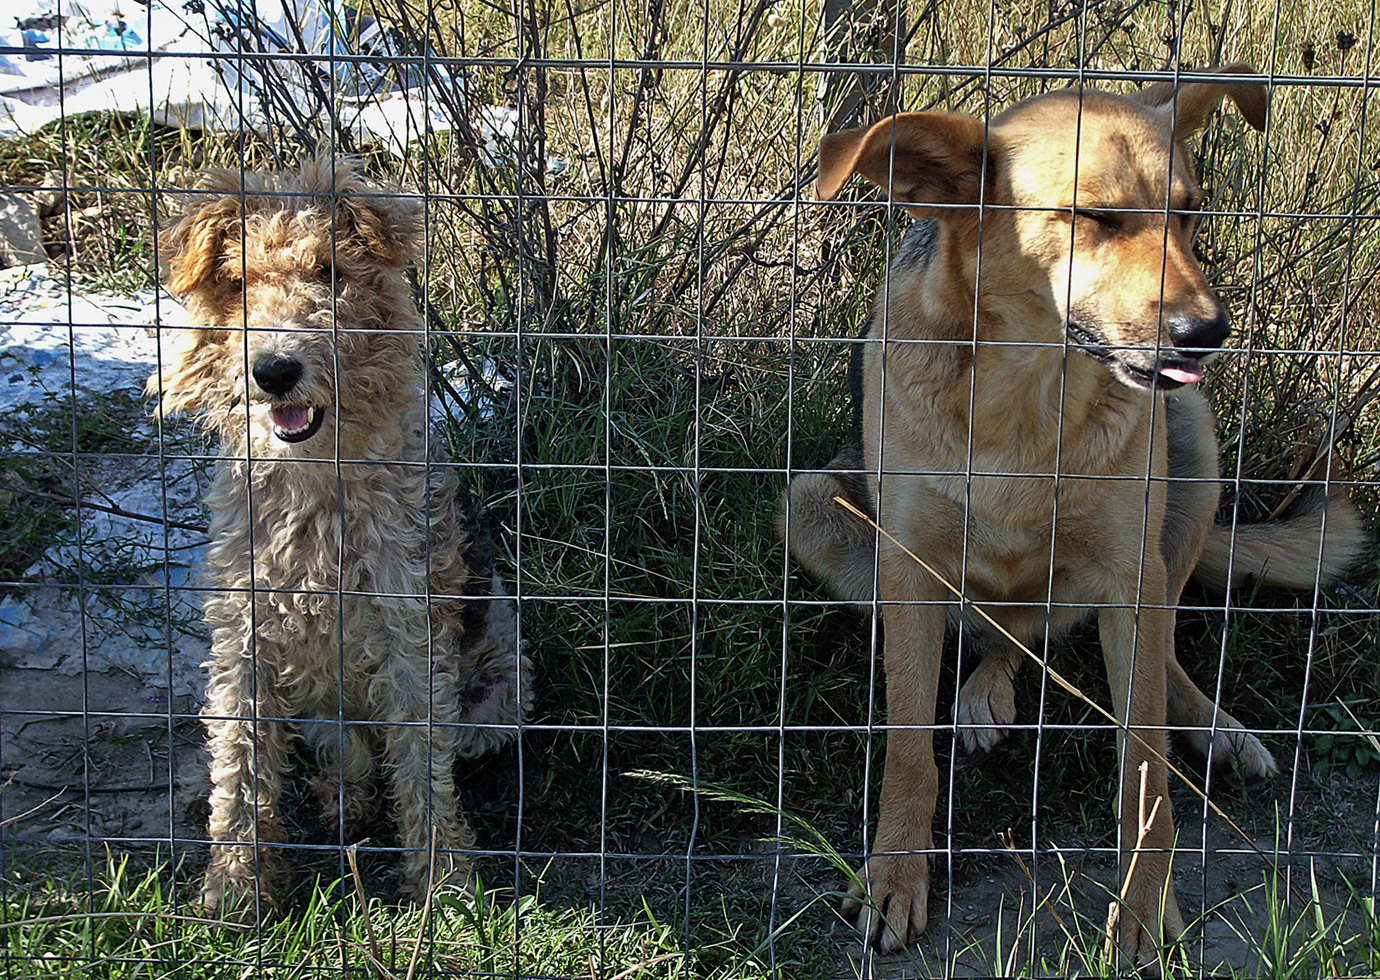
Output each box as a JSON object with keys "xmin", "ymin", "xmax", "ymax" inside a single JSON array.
[
  {"xmin": 0, "ymin": 853, "xmax": 694, "ymax": 979},
  {"xmin": 2, "ymin": 840, "xmax": 1378, "ymax": 978},
  {"xmin": 0, "ymin": 115, "xmax": 255, "ymax": 295}
]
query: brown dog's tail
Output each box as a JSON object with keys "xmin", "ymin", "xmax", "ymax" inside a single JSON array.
[{"xmin": 1194, "ymin": 487, "xmax": 1368, "ymax": 591}]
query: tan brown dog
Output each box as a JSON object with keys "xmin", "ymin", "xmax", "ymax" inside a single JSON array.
[{"xmin": 781, "ymin": 66, "xmax": 1366, "ymax": 961}]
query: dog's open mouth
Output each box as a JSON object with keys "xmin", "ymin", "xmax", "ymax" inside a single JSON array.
[
  {"xmin": 269, "ymin": 404, "xmax": 326, "ymax": 443},
  {"xmin": 1156, "ymin": 359, "xmax": 1205, "ymax": 385},
  {"xmin": 1111, "ymin": 354, "xmax": 1207, "ymax": 391},
  {"xmin": 1065, "ymin": 319, "xmax": 1208, "ymax": 391}
]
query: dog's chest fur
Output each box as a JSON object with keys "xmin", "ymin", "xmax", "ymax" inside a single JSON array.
[
  {"xmin": 201, "ymin": 451, "xmax": 466, "ymax": 711},
  {"xmin": 860, "ymin": 221, "xmax": 1168, "ymax": 624}
]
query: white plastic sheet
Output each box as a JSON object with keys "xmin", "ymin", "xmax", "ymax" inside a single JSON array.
[{"xmin": 1, "ymin": 0, "xmax": 459, "ymax": 155}]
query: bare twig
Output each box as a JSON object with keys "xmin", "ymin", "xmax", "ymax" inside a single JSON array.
[
  {"xmin": 346, "ymin": 845, "xmax": 389, "ymax": 980},
  {"xmin": 1267, "ymin": 360, "xmax": 1380, "ymax": 521},
  {"xmin": 0, "ymin": 782, "xmax": 65, "ymax": 829},
  {"xmin": 404, "ymin": 826, "xmax": 439, "ymax": 980},
  {"xmin": 10, "ymin": 484, "xmax": 207, "ymax": 535},
  {"xmin": 1103, "ymin": 761, "xmax": 1163, "ymax": 962},
  {"xmin": 604, "ymin": 953, "xmax": 685, "ymax": 980}
]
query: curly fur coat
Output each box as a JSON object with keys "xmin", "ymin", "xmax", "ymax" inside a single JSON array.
[{"xmin": 150, "ymin": 156, "xmax": 529, "ymax": 909}]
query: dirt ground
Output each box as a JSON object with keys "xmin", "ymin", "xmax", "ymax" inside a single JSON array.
[
  {"xmin": 1, "ymin": 665, "xmax": 1374, "ymax": 977},
  {"xmin": 0, "ymin": 665, "xmax": 203, "ymax": 847},
  {"xmin": 798, "ymin": 768, "xmax": 1378, "ymax": 978},
  {"xmin": 810, "ymin": 829, "xmax": 1375, "ymax": 978}
]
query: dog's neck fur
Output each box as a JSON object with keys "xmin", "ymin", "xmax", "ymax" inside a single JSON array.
[
  {"xmin": 871, "ymin": 215, "xmax": 1153, "ymax": 468},
  {"xmin": 203, "ymin": 393, "xmax": 446, "ymax": 595}
]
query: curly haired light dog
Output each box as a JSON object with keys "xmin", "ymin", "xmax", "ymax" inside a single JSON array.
[{"xmin": 151, "ymin": 157, "xmax": 530, "ymax": 910}]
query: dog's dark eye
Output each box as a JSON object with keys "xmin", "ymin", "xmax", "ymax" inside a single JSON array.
[
  {"xmin": 313, "ymin": 264, "xmax": 337, "ymax": 287},
  {"xmin": 1073, "ymin": 208, "xmax": 1122, "ymax": 230}
]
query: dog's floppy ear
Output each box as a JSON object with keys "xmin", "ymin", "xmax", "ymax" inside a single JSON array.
[
  {"xmin": 156, "ymin": 179, "xmax": 244, "ymax": 412},
  {"xmin": 1130, "ymin": 62, "xmax": 1268, "ymax": 139},
  {"xmin": 817, "ymin": 112, "xmax": 989, "ymax": 212},
  {"xmin": 336, "ymin": 191, "xmax": 423, "ymax": 267},
  {"xmin": 163, "ymin": 194, "xmax": 241, "ymax": 296},
  {"xmin": 308, "ymin": 155, "xmax": 422, "ymax": 268}
]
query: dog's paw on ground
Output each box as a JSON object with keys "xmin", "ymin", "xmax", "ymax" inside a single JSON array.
[
  {"xmin": 843, "ymin": 852, "xmax": 931, "ymax": 954},
  {"xmin": 955, "ymin": 659, "xmax": 1018, "ymax": 758}
]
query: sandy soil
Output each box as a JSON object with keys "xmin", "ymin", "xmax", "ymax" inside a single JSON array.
[{"xmin": 0, "ymin": 664, "xmax": 202, "ymax": 847}]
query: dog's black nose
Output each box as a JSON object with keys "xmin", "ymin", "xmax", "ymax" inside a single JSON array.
[
  {"xmin": 1167, "ymin": 310, "xmax": 1230, "ymax": 352},
  {"xmin": 252, "ymin": 356, "xmax": 303, "ymax": 396}
]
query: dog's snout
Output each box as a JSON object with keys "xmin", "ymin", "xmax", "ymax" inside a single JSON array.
[
  {"xmin": 252, "ymin": 356, "xmax": 304, "ymax": 396},
  {"xmin": 1167, "ymin": 310, "xmax": 1230, "ymax": 352}
]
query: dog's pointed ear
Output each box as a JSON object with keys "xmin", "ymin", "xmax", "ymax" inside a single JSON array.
[
  {"xmin": 817, "ymin": 112, "xmax": 990, "ymax": 213},
  {"xmin": 1130, "ymin": 63, "xmax": 1268, "ymax": 139},
  {"xmin": 163, "ymin": 194, "xmax": 241, "ymax": 296}
]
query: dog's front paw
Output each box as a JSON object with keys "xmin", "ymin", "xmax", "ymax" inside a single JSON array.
[
  {"xmin": 955, "ymin": 659, "xmax": 1017, "ymax": 757},
  {"xmin": 842, "ymin": 853, "xmax": 930, "ymax": 953},
  {"xmin": 1112, "ymin": 862, "xmax": 1184, "ymax": 972},
  {"xmin": 200, "ymin": 851, "xmax": 275, "ymax": 919}
]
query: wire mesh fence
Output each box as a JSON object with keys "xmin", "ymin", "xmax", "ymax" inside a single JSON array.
[{"xmin": 0, "ymin": 0, "xmax": 1376, "ymax": 976}]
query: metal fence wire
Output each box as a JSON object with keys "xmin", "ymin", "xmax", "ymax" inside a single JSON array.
[{"xmin": 0, "ymin": 0, "xmax": 1376, "ymax": 976}]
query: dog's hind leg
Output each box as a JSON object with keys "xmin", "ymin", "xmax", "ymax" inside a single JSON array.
[
  {"xmin": 1161, "ymin": 389, "xmax": 1278, "ymax": 779},
  {"xmin": 949, "ymin": 617, "xmax": 1279, "ymax": 779},
  {"xmin": 778, "ymin": 440, "xmax": 880, "ymax": 610},
  {"xmin": 201, "ymin": 637, "xmax": 292, "ymax": 913},
  {"xmin": 1163, "ymin": 562, "xmax": 1279, "ymax": 780},
  {"xmin": 1166, "ymin": 653, "xmax": 1278, "ymax": 779},
  {"xmin": 785, "ymin": 456, "xmax": 1028, "ymax": 760},
  {"xmin": 453, "ymin": 577, "xmax": 530, "ymax": 759}
]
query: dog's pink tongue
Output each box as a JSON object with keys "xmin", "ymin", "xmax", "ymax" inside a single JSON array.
[
  {"xmin": 272, "ymin": 405, "xmax": 311, "ymax": 431},
  {"xmin": 1160, "ymin": 363, "xmax": 1204, "ymax": 385}
]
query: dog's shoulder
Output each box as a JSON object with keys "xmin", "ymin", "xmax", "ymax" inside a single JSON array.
[
  {"xmin": 850, "ymin": 217, "xmax": 942, "ymax": 388},
  {"xmin": 890, "ymin": 218, "xmax": 939, "ymax": 273}
]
